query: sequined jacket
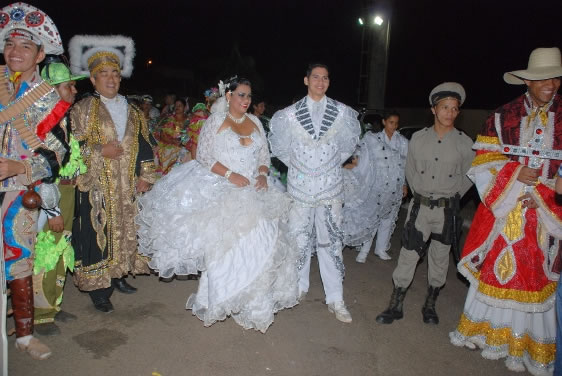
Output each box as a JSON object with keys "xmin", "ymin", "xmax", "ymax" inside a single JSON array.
[
  {"xmin": 0, "ymin": 76, "xmax": 69, "ymax": 192},
  {"xmin": 269, "ymin": 96, "xmax": 360, "ymax": 207},
  {"xmin": 70, "ymin": 94, "xmax": 157, "ymax": 195}
]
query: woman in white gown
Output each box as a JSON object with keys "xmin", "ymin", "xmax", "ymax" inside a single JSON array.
[
  {"xmin": 343, "ymin": 112, "xmax": 408, "ymax": 262},
  {"xmin": 136, "ymin": 77, "xmax": 299, "ymax": 333}
]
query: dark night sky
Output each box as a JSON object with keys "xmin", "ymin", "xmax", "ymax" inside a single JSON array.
[{"xmin": 8, "ymin": 0, "xmax": 562, "ymax": 109}]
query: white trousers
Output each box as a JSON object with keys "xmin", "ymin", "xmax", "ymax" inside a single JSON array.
[
  {"xmin": 374, "ymin": 215, "xmax": 394, "ymax": 253},
  {"xmin": 288, "ymin": 203, "xmax": 344, "ymax": 304}
]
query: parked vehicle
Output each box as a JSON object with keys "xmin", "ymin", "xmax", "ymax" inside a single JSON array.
[{"xmin": 357, "ymin": 108, "xmax": 384, "ymax": 135}]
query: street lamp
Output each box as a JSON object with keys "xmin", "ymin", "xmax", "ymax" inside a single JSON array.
[{"xmin": 357, "ymin": 12, "xmax": 391, "ymax": 109}]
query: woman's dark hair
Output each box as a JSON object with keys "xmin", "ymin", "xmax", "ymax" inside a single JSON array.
[
  {"xmin": 175, "ymin": 98, "xmax": 187, "ymax": 107},
  {"xmin": 225, "ymin": 76, "xmax": 252, "ymax": 93},
  {"xmin": 383, "ymin": 111, "xmax": 400, "ymax": 120}
]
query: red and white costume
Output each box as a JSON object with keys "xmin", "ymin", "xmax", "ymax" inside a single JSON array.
[{"xmin": 450, "ymin": 93, "xmax": 562, "ymax": 376}]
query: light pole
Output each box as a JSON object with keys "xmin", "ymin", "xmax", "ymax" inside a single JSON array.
[
  {"xmin": 368, "ymin": 14, "xmax": 390, "ymax": 109},
  {"xmin": 357, "ymin": 12, "xmax": 391, "ymax": 109}
]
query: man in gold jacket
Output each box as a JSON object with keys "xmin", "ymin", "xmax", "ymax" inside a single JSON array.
[{"xmin": 69, "ymin": 35, "xmax": 156, "ymax": 313}]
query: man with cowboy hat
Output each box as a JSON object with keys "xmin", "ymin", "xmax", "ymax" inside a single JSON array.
[
  {"xmin": 375, "ymin": 82, "xmax": 474, "ymax": 327},
  {"xmin": 68, "ymin": 35, "xmax": 156, "ymax": 313},
  {"xmin": 32, "ymin": 58, "xmax": 88, "ymax": 336},
  {"xmin": 449, "ymin": 47, "xmax": 562, "ymax": 375},
  {"xmin": 0, "ymin": 2, "xmax": 70, "ymax": 360}
]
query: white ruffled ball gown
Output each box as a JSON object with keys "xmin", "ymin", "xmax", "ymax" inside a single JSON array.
[{"xmin": 136, "ymin": 112, "xmax": 299, "ymax": 333}]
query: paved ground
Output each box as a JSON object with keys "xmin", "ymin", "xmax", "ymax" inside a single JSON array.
[{"xmin": 9, "ymin": 201, "xmax": 515, "ymax": 376}]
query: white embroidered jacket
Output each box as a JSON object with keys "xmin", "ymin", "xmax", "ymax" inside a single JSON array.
[{"xmin": 269, "ymin": 96, "xmax": 360, "ymax": 207}]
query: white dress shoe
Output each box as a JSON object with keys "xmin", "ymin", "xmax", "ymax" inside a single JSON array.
[
  {"xmin": 328, "ymin": 301, "xmax": 352, "ymax": 323},
  {"xmin": 375, "ymin": 250, "xmax": 392, "ymax": 260}
]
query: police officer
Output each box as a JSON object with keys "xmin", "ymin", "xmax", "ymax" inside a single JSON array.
[{"xmin": 376, "ymin": 82, "xmax": 474, "ymax": 325}]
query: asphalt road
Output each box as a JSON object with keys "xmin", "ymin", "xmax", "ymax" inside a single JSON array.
[{"xmin": 9, "ymin": 200, "xmax": 513, "ymax": 376}]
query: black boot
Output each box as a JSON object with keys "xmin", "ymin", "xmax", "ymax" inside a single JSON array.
[
  {"xmin": 421, "ymin": 286, "xmax": 441, "ymax": 324},
  {"xmin": 112, "ymin": 277, "xmax": 137, "ymax": 294},
  {"xmin": 89, "ymin": 287, "xmax": 114, "ymax": 313},
  {"xmin": 376, "ymin": 286, "xmax": 408, "ymax": 324}
]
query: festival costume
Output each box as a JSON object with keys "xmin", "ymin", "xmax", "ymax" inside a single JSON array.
[
  {"xmin": 33, "ymin": 119, "xmax": 82, "ymax": 325},
  {"xmin": 186, "ymin": 107, "xmax": 209, "ymax": 158},
  {"xmin": 153, "ymin": 114, "xmax": 189, "ymax": 175},
  {"xmin": 67, "ymin": 35, "xmax": 156, "ymax": 302},
  {"xmin": 0, "ymin": 67, "xmax": 68, "ymax": 339},
  {"xmin": 343, "ymin": 130, "xmax": 408, "ymax": 260},
  {"xmin": 450, "ymin": 93, "xmax": 562, "ymax": 375},
  {"xmin": 70, "ymin": 94, "xmax": 155, "ymax": 292},
  {"xmin": 33, "ymin": 61, "xmax": 88, "ymax": 327},
  {"xmin": 136, "ymin": 112, "xmax": 299, "ymax": 333},
  {"xmin": 0, "ymin": 3, "xmax": 68, "ymax": 358},
  {"xmin": 269, "ymin": 95, "xmax": 360, "ymax": 305}
]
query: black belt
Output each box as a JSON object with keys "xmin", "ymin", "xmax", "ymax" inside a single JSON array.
[{"xmin": 413, "ymin": 193, "xmax": 453, "ymax": 208}]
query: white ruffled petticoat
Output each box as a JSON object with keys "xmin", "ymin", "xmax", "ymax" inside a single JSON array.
[{"xmin": 137, "ymin": 161, "xmax": 299, "ymax": 332}]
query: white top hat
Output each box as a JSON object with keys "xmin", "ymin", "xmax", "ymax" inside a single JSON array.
[
  {"xmin": 0, "ymin": 3, "xmax": 63, "ymax": 55},
  {"xmin": 504, "ymin": 47, "xmax": 562, "ymax": 85}
]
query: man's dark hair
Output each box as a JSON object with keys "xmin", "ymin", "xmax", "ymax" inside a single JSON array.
[{"xmin": 306, "ymin": 63, "xmax": 329, "ymax": 77}]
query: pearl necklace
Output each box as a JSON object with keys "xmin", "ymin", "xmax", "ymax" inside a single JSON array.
[{"xmin": 227, "ymin": 112, "xmax": 247, "ymax": 124}]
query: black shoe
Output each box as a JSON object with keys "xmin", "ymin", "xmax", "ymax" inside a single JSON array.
[
  {"xmin": 376, "ymin": 287, "xmax": 408, "ymax": 324},
  {"xmin": 92, "ymin": 297, "xmax": 114, "ymax": 313},
  {"xmin": 112, "ymin": 278, "xmax": 137, "ymax": 294},
  {"xmin": 34, "ymin": 322, "xmax": 61, "ymax": 336},
  {"xmin": 54, "ymin": 310, "xmax": 77, "ymax": 323},
  {"xmin": 422, "ymin": 286, "xmax": 441, "ymax": 325}
]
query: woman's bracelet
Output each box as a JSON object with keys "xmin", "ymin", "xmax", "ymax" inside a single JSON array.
[{"xmin": 224, "ymin": 170, "xmax": 232, "ymax": 180}]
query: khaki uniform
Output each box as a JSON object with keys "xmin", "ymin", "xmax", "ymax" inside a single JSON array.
[{"xmin": 392, "ymin": 126, "xmax": 474, "ymax": 288}]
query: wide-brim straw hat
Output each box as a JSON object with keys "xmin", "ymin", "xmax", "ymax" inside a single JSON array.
[{"xmin": 504, "ymin": 47, "xmax": 562, "ymax": 85}]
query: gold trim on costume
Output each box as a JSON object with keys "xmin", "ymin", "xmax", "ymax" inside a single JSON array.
[
  {"xmin": 88, "ymin": 51, "xmax": 121, "ymax": 77},
  {"xmin": 456, "ymin": 314, "xmax": 555, "ymax": 365},
  {"xmin": 494, "ymin": 246, "xmax": 516, "ymax": 284},
  {"xmin": 475, "ymin": 135, "xmax": 501, "ymax": 145},
  {"xmin": 503, "ymin": 201, "xmax": 524, "ymax": 242},
  {"xmin": 472, "ymin": 152, "xmax": 509, "ymax": 167},
  {"xmin": 140, "ymin": 160, "xmax": 156, "ymax": 184},
  {"xmin": 477, "ymin": 278, "xmax": 557, "ymax": 304}
]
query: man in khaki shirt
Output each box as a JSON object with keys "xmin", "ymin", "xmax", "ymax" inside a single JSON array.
[{"xmin": 376, "ymin": 82, "xmax": 474, "ymax": 325}]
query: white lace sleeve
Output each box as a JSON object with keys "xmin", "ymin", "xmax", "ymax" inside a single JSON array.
[
  {"xmin": 196, "ymin": 112, "xmax": 226, "ymax": 170},
  {"xmin": 337, "ymin": 105, "xmax": 361, "ymax": 162},
  {"xmin": 268, "ymin": 108, "xmax": 292, "ymax": 166},
  {"xmin": 248, "ymin": 114, "xmax": 271, "ymax": 167}
]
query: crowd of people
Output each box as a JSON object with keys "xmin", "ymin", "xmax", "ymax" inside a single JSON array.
[{"xmin": 1, "ymin": 3, "xmax": 562, "ymax": 376}]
